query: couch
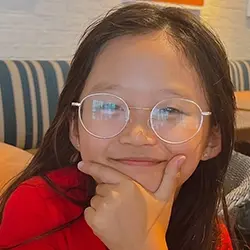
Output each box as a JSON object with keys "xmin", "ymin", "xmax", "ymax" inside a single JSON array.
[
  {"xmin": 0, "ymin": 142, "xmax": 32, "ymax": 193},
  {"xmin": 0, "ymin": 60, "xmax": 70, "ymax": 152},
  {"xmin": 0, "ymin": 59, "xmax": 249, "ymax": 151},
  {"xmin": 1, "ymin": 60, "xmax": 250, "ymax": 230}
]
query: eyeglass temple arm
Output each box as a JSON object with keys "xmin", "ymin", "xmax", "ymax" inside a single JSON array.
[
  {"xmin": 72, "ymin": 102, "xmax": 81, "ymax": 107},
  {"xmin": 202, "ymin": 111, "xmax": 212, "ymax": 116}
]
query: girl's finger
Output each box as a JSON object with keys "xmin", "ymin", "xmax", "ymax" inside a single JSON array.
[
  {"xmin": 96, "ymin": 183, "xmax": 115, "ymax": 197},
  {"xmin": 90, "ymin": 195, "xmax": 104, "ymax": 210},
  {"xmin": 154, "ymin": 155, "xmax": 186, "ymax": 201},
  {"xmin": 78, "ymin": 161, "xmax": 129, "ymax": 184},
  {"xmin": 84, "ymin": 206, "xmax": 96, "ymax": 228}
]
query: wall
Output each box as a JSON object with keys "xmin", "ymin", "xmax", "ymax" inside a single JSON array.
[
  {"xmin": 0, "ymin": 0, "xmax": 249, "ymax": 60},
  {"xmin": 0, "ymin": 0, "xmax": 120, "ymax": 60},
  {"xmin": 202, "ymin": 0, "xmax": 250, "ymax": 59}
]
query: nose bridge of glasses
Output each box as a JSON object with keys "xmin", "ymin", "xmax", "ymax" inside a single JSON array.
[
  {"xmin": 128, "ymin": 106, "xmax": 152, "ymax": 127},
  {"xmin": 129, "ymin": 106, "xmax": 151, "ymax": 111}
]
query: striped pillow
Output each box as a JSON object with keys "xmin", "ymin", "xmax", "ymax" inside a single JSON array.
[
  {"xmin": 0, "ymin": 60, "xmax": 70, "ymax": 149},
  {"xmin": 229, "ymin": 60, "xmax": 250, "ymax": 91}
]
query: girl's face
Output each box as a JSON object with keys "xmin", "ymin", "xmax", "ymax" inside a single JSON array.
[{"xmin": 70, "ymin": 32, "xmax": 221, "ymax": 192}]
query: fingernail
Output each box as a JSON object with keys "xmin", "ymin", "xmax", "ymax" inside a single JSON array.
[{"xmin": 77, "ymin": 161, "xmax": 84, "ymax": 169}]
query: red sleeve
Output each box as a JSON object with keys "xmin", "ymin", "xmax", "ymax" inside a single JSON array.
[
  {"xmin": 218, "ymin": 223, "xmax": 233, "ymax": 250},
  {"xmin": 0, "ymin": 183, "xmax": 58, "ymax": 249}
]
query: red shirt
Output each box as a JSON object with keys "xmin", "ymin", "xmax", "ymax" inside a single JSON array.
[{"xmin": 0, "ymin": 166, "xmax": 233, "ymax": 249}]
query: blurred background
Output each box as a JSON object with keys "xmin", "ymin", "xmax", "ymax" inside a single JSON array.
[{"xmin": 0, "ymin": 0, "xmax": 249, "ymax": 60}]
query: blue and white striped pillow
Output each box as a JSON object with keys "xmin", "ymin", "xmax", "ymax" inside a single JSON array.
[
  {"xmin": 229, "ymin": 60, "xmax": 250, "ymax": 92},
  {"xmin": 0, "ymin": 60, "xmax": 70, "ymax": 150}
]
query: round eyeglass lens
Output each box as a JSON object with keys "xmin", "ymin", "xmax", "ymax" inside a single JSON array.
[
  {"xmin": 150, "ymin": 98, "xmax": 202, "ymax": 143},
  {"xmin": 79, "ymin": 94, "xmax": 129, "ymax": 138}
]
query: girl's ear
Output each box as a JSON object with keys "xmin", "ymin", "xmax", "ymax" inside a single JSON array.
[
  {"xmin": 69, "ymin": 119, "xmax": 80, "ymax": 151},
  {"xmin": 201, "ymin": 126, "xmax": 222, "ymax": 161}
]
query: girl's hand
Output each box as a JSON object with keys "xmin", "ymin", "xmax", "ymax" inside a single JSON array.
[{"xmin": 78, "ymin": 155, "xmax": 186, "ymax": 250}]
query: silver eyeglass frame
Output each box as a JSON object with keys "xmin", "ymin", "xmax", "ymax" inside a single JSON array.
[{"xmin": 71, "ymin": 92, "xmax": 212, "ymax": 145}]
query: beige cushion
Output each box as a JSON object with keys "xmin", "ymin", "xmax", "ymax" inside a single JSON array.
[{"xmin": 0, "ymin": 142, "xmax": 32, "ymax": 192}]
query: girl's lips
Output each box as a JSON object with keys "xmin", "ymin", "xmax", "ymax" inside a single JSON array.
[{"xmin": 110, "ymin": 158, "xmax": 164, "ymax": 167}]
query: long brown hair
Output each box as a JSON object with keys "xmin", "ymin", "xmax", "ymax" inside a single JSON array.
[{"xmin": 0, "ymin": 3, "xmax": 236, "ymax": 249}]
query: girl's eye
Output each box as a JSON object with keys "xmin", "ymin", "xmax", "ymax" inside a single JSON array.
[{"xmin": 160, "ymin": 107, "xmax": 182, "ymax": 114}]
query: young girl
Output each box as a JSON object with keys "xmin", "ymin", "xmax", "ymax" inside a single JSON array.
[{"xmin": 0, "ymin": 2, "xmax": 236, "ymax": 250}]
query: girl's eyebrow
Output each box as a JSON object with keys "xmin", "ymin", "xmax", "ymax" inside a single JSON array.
[
  {"xmin": 90, "ymin": 82, "xmax": 121, "ymax": 92},
  {"xmin": 90, "ymin": 81, "xmax": 190, "ymax": 98},
  {"xmin": 158, "ymin": 88, "xmax": 190, "ymax": 98}
]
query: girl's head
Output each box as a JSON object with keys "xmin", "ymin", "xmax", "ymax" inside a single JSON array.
[
  {"xmin": 1, "ymin": 2, "xmax": 236, "ymax": 249},
  {"xmin": 67, "ymin": 3, "xmax": 235, "ymax": 193},
  {"xmin": 69, "ymin": 26, "xmax": 221, "ymax": 193}
]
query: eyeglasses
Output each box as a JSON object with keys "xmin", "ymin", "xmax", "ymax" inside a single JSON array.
[{"xmin": 71, "ymin": 93, "xmax": 212, "ymax": 144}]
